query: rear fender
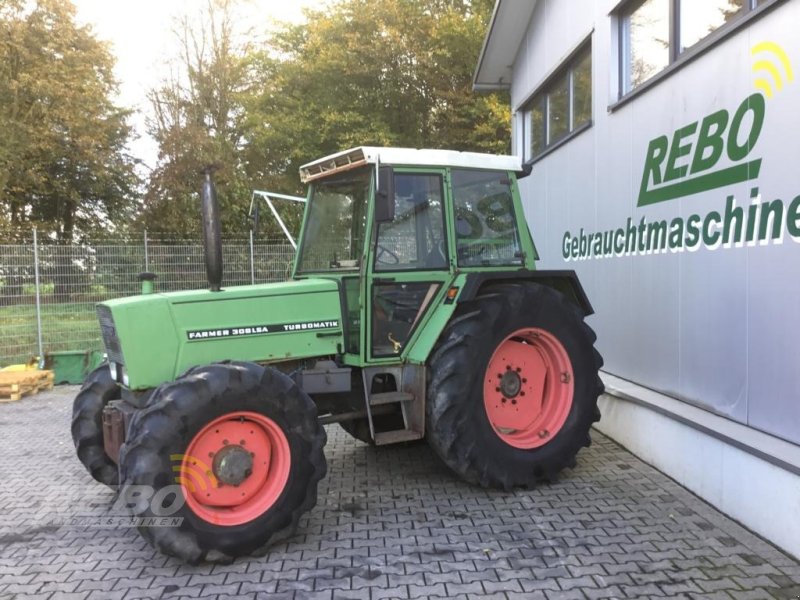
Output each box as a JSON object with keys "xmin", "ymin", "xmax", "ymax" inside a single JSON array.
[
  {"xmin": 459, "ymin": 270, "xmax": 594, "ymax": 316},
  {"xmin": 404, "ymin": 270, "xmax": 593, "ymax": 366}
]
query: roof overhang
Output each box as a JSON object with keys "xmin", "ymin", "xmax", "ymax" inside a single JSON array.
[
  {"xmin": 473, "ymin": 0, "xmax": 538, "ymax": 91},
  {"xmin": 299, "ymin": 147, "xmax": 522, "ymax": 183}
]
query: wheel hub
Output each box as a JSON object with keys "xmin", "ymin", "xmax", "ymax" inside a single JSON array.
[
  {"xmin": 179, "ymin": 411, "xmax": 291, "ymax": 526},
  {"xmin": 483, "ymin": 328, "xmax": 574, "ymax": 449},
  {"xmin": 212, "ymin": 445, "xmax": 254, "ymax": 486},
  {"xmin": 499, "ymin": 370, "xmax": 522, "ymax": 398}
]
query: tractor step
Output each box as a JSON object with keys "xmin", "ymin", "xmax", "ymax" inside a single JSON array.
[
  {"xmin": 369, "ymin": 391, "xmax": 414, "ymax": 406},
  {"xmin": 374, "ymin": 429, "xmax": 424, "ymax": 445},
  {"xmin": 361, "ymin": 366, "xmax": 425, "ymax": 446}
]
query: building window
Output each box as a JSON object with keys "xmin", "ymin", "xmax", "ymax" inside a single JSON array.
[
  {"xmin": 621, "ymin": 0, "xmax": 670, "ymax": 93},
  {"xmin": 620, "ymin": 0, "xmax": 763, "ymax": 95},
  {"xmin": 523, "ymin": 42, "xmax": 592, "ymax": 160},
  {"xmin": 528, "ymin": 96, "xmax": 545, "ymax": 157},
  {"xmin": 680, "ymin": 1, "xmax": 744, "ymax": 52}
]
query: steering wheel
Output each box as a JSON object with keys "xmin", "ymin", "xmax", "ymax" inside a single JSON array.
[{"xmin": 376, "ymin": 244, "xmax": 400, "ymax": 264}]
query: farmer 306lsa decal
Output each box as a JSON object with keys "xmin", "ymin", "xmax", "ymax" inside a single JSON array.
[{"xmin": 187, "ymin": 320, "xmax": 341, "ymax": 340}]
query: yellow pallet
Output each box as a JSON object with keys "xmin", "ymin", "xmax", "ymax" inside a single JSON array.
[{"xmin": 0, "ymin": 370, "xmax": 55, "ymax": 402}]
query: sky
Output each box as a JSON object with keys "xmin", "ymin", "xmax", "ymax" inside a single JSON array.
[{"xmin": 71, "ymin": 0, "xmax": 317, "ymax": 171}]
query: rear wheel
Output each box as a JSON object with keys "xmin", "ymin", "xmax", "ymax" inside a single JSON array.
[
  {"xmin": 71, "ymin": 365, "xmax": 120, "ymax": 487},
  {"xmin": 426, "ymin": 282, "xmax": 603, "ymax": 489},
  {"xmin": 118, "ymin": 362, "xmax": 326, "ymax": 563}
]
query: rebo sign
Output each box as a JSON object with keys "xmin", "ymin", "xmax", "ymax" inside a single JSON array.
[{"xmin": 637, "ymin": 93, "xmax": 765, "ymax": 207}]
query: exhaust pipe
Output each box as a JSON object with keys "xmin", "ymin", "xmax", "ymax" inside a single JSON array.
[{"xmin": 201, "ymin": 169, "xmax": 223, "ymax": 292}]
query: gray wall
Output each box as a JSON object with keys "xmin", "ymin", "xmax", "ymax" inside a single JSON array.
[{"xmin": 511, "ymin": 0, "xmax": 800, "ymax": 445}]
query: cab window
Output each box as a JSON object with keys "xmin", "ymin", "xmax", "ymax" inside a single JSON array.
[
  {"xmin": 374, "ymin": 173, "xmax": 448, "ymax": 272},
  {"xmin": 451, "ymin": 169, "xmax": 522, "ymax": 267}
]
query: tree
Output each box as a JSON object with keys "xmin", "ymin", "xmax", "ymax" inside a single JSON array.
[
  {"xmin": 142, "ymin": 0, "xmax": 509, "ymax": 237},
  {"xmin": 0, "ymin": 0, "xmax": 139, "ymax": 243},
  {"xmin": 141, "ymin": 0, "xmax": 257, "ymax": 237},
  {"xmin": 245, "ymin": 0, "xmax": 509, "ymax": 195}
]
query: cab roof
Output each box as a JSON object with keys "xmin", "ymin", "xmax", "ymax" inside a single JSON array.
[{"xmin": 299, "ymin": 146, "xmax": 522, "ymax": 183}]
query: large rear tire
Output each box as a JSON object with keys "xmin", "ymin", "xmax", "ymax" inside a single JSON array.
[
  {"xmin": 71, "ymin": 365, "xmax": 120, "ymax": 487},
  {"xmin": 118, "ymin": 362, "xmax": 326, "ymax": 563},
  {"xmin": 426, "ymin": 283, "xmax": 603, "ymax": 490}
]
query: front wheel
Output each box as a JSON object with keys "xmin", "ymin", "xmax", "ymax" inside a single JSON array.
[
  {"xmin": 118, "ymin": 362, "xmax": 326, "ymax": 563},
  {"xmin": 71, "ymin": 365, "xmax": 120, "ymax": 487},
  {"xmin": 426, "ymin": 282, "xmax": 603, "ymax": 490}
]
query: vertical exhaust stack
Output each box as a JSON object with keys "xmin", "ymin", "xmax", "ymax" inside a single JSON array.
[{"xmin": 201, "ymin": 169, "xmax": 223, "ymax": 292}]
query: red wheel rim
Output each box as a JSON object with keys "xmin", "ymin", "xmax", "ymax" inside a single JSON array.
[
  {"xmin": 483, "ymin": 327, "xmax": 574, "ymax": 449},
  {"xmin": 177, "ymin": 411, "xmax": 291, "ymax": 526}
]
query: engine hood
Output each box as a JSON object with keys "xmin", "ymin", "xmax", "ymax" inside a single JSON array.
[{"xmin": 97, "ymin": 278, "xmax": 343, "ymax": 390}]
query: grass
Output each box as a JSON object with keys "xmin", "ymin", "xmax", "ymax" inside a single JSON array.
[{"xmin": 0, "ymin": 302, "xmax": 103, "ymax": 367}]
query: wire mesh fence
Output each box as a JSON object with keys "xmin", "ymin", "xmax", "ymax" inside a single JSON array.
[{"xmin": 0, "ymin": 230, "xmax": 295, "ymax": 367}]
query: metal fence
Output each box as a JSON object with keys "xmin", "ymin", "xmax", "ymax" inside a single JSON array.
[{"xmin": 0, "ymin": 230, "xmax": 295, "ymax": 367}]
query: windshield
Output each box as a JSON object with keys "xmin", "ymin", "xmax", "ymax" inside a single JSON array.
[{"xmin": 296, "ymin": 167, "xmax": 371, "ymax": 273}]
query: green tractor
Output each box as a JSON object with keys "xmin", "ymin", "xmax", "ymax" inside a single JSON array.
[{"xmin": 72, "ymin": 147, "xmax": 603, "ymax": 563}]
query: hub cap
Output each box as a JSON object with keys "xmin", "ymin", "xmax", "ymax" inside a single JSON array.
[
  {"xmin": 178, "ymin": 411, "xmax": 291, "ymax": 526},
  {"xmin": 212, "ymin": 445, "xmax": 254, "ymax": 486},
  {"xmin": 483, "ymin": 328, "xmax": 574, "ymax": 449},
  {"xmin": 499, "ymin": 370, "xmax": 522, "ymax": 398}
]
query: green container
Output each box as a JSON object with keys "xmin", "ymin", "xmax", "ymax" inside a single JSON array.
[{"xmin": 45, "ymin": 350, "xmax": 105, "ymax": 385}]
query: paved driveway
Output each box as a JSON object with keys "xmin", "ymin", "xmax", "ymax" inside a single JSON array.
[{"xmin": 1, "ymin": 386, "xmax": 799, "ymax": 600}]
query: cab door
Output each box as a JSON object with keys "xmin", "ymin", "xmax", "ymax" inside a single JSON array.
[{"xmin": 365, "ymin": 168, "xmax": 454, "ymax": 363}]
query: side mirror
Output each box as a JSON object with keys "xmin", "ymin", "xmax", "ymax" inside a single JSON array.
[{"xmin": 375, "ymin": 166, "xmax": 395, "ymax": 223}]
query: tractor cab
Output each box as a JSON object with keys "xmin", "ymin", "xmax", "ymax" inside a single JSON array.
[{"xmin": 291, "ymin": 147, "xmax": 537, "ymax": 365}]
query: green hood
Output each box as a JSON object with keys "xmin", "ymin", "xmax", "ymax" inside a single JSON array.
[{"xmin": 98, "ymin": 278, "xmax": 343, "ymax": 390}]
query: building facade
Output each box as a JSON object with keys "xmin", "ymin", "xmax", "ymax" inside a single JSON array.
[{"xmin": 475, "ymin": 0, "xmax": 799, "ymax": 557}]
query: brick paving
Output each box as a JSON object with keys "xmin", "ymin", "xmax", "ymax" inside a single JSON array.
[{"xmin": 1, "ymin": 385, "xmax": 799, "ymax": 600}]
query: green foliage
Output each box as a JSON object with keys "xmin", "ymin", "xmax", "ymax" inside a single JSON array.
[
  {"xmin": 246, "ymin": 0, "xmax": 510, "ymax": 194},
  {"xmin": 0, "ymin": 0, "xmax": 140, "ymax": 242},
  {"xmin": 141, "ymin": 0, "xmax": 258, "ymax": 237},
  {"xmin": 146, "ymin": 0, "xmax": 509, "ymax": 237},
  {"xmin": 0, "ymin": 0, "xmax": 510, "ymax": 240}
]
